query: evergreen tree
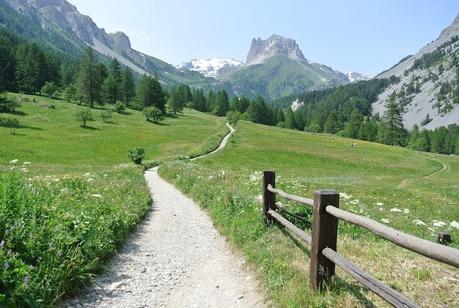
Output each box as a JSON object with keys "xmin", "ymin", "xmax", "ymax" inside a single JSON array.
[
  {"xmin": 136, "ymin": 75, "xmax": 165, "ymax": 111},
  {"xmin": 285, "ymin": 108, "xmax": 296, "ymax": 129},
  {"xmin": 121, "ymin": 67, "xmax": 135, "ymax": 107},
  {"xmin": 76, "ymin": 48, "xmax": 100, "ymax": 107},
  {"xmin": 15, "ymin": 44, "xmax": 47, "ymax": 93},
  {"xmin": 343, "ymin": 109, "xmax": 362, "ymax": 138},
  {"xmin": 431, "ymin": 127, "xmax": 449, "ymax": 154},
  {"xmin": 0, "ymin": 35, "xmax": 14, "ymax": 91},
  {"xmin": 213, "ymin": 90, "xmax": 229, "ymax": 116},
  {"xmin": 167, "ymin": 88, "xmax": 182, "ymax": 115},
  {"xmin": 379, "ymin": 93, "xmax": 407, "ymax": 146},
  {"xmin": 323, "ymin": 112, "xmax": 339, "ymax": 133},
  {"xmin": 238, "ymin": 97, "xmax": 250, "ymax": 113},
  {"xmin": 192, "ymin": 88, "xmax": 207, "ymax": 112},
  {"xmin": 102, "ymin": 58, "xmax": 122, "ymax": 104}
]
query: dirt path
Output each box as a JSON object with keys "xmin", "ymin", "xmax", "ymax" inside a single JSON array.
[
  {"xmin": 65, "ymin": 124, "xmax": 266, "ymax": 307},
  {"xmin": 397, "ymin": 154, "xmax": 448, "ymax": 189},
  {"xmin": 191, "ymin": 122, "xmax": 235, "ymax": 161}
]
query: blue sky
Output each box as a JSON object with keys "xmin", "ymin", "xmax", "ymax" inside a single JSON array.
[{"xmin": 68, "ymin": 0, "xmax": 459, "ymax": 76}]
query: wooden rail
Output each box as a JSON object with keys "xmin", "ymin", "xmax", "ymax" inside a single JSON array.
[{"xmin": 261, "ymin": 171, "xmax": 459, "ymax": 307}]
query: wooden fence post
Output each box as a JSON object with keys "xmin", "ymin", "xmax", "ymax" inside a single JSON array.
[
  {"xmin": 310, "ymin": 190, "xmax": 340, "ymax": 291},
  {"xmin": 263, "ymin": 171, "xmax": 276, "ymax": 223}
]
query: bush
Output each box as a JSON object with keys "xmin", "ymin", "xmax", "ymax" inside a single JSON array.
[
  {"xmin": 143, "ymin": 106, "xmax": 164, "ymax": 123},
  {"xmin": 75, "ymin": 109, "xmax": 93, "ymax": 127},
  {"xmin": 128, "ymin": 147, "xmax": 145, "ymax": 165},
  {"xmin": 115, "ymin": 102, "xmax": 125, "ymax": 114},
  {"xmin": 101, "ymin": 110, "xmax": 113, "ymax": 123},
  {"xmin": 226, "ymin": 111, "xmax": 241, "ymax": 124},
  {"xmin": 0, "ymin": 97, "xmax": 20, "ymax": 113},
  {"xmin": 0, "ymin": 117, "xmax": 20, "ymax": 134},
  {"xmin": 41, "ymin": 82, "xmax": 58, "ymax": 98},
  {"xmin": 143, "ymin": 159, "xmax": 160, "ymax": 170}
]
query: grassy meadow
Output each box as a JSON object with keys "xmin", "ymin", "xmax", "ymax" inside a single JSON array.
[
  {"xmin": 159, "ymin": 120, "xmax": 459, "ymax": 307},
  {"xmin": 0, "ymin": 94, "xmax": 227, "ymax": 306}
]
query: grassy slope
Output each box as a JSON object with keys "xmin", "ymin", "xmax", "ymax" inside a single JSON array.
[
  {"xmin": 160, "ymin": 121, "xmax": 459, "ymax": 307},
  {"xmin": 0, "ymin": 94, "xmax": 226, "ymax": 306},
  {"xmin": 0, "ymin": 93, "xmax": 226, "ymax": 174}
]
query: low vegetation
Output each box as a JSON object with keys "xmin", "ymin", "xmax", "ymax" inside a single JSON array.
[
  {"xmin": 159, "ymin": 121, "xmax": 459, "ymax": 307},
  {"xmin": 0, "ymin": 94, "xmax": 227, "ymax": 305}
]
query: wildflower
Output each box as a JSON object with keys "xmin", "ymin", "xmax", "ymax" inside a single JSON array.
[
  {"xmin": 87, "ymin": 178, "xmax": 94, "ymax": 182},
  {"xmin": 350, "ymin": 200, "xmax": 360, "ymax": 205},
  {"xmin": 390, "ymin": 208, "xmax": 402, "ymax": 213},
  {"xmin": 0, "ymin": 240, "xmax": 4, "ymax": 249},
  {"xmin": 9, "ymin": 159, "xmax": 18, "ymax": 164},
  {"xmin": 381, "ymin": 218, "xmax": 390, "ymax": 224},
  {"xmin": 403, "ymin": 209, "xmax": 410, "ymax": 214},
  {"xmin": 83, "ymin": 172, "xmax": 92, "ymax": 177},
  {"xmin": 413, "ymin": 219, "xmax": 426, "ymax": 226},
  {"xmin": 21, "ymin": 168, "xmax": 29, "ymax": 173},
  {"xmin": 91, "ymin": 194, "xmax": 103, "ymax": 198},
  {"xmin": 23, "ymin": 162, "xmax": 31, "ymax": 165},
  {"xmin": 376, "ymin": 202, "xmax": 384, "ymax": 206},
  {"xmin": 432, "ymin": 220, "xmax": 446, "ymax": 228},
  {"xmin": 450, "ymin": 221, "xmax": 459, "ymax": 230},
  {"xmin": 23, "ymin": 274, "xmax": 31, "ymax": 286}
]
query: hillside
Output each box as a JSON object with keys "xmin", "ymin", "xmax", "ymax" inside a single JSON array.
[
  {"xmin": 161, "ymin": 120, "xmax": 459, "ymax": 307},
  {"xmin": 375, "ymin": 14, "xmax": 459, "ymax": 129}
]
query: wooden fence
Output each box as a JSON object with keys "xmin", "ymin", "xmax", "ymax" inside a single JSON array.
[{"xmin": 262, "ymin": 171, "xmax": 459, "ymax": 308}]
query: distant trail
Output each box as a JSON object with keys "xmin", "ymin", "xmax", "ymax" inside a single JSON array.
[
  {"xmin": 191, "ymin": 123, "xmax": 235, "ymax": 161},
  {"xmin": 397, "ymin": 154, "xmax": 448, "ymax": 189},
  {"xmin": 64, "ymin": 123, "xmax": 266, "ymax": 307}
]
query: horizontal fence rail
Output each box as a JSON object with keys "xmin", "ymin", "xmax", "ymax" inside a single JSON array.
[
  {"xmin": 325, "ymin": 206, "xmax": 459, "ymax": 268},
  {"xmin": 322, "ymin": 248, "xmax": 418, "ymax": 308},
  {"xmin": 261, "ymin": 170, "xmax": 459, "ymax": 308},
  {"xmin": 267, "ymin": 184, "xmax": 314, "ymax": 207},
  {"xmin": 269, "ymin": 209, "xmax": 312, "ymax": 245}
]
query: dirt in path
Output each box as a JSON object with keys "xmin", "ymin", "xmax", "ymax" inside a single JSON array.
[
  {"xmin": 397, "ymin": 154, "xmax": 449, "ymax": 189},
  {"xmin": 65, "ymin": 124, "xmax": 266, "ymax": 307}
]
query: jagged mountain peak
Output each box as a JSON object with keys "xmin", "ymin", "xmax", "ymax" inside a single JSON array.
[
  {"xmin": 246, "ymin": 34, "xmax": 308, "ymax": 65},
  {"xmin": 177, "ymin": 58, "xmax": 244, "ymax": 79}
]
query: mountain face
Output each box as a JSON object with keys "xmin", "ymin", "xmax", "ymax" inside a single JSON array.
[
  {"xmin": 246, "ymin": 35, "xmax": 308, "ymax": 65},
  {"xmin": 223, "ymin": 34, "xmax": 350, "ymax": 100},
  {"xmin": 1, "ymin": 0, "xmax": 216, "ymax": 88},
  {"xmin": 177, "ymin": 58, "xmax": 244, "ymax": 78},
  {"xmin": 374, "ymin": 14, "xmax": 459, "ymax": 129},
  {"xmin": 346, "ymin": 71, "xmax": 370, "ymax": 82}
]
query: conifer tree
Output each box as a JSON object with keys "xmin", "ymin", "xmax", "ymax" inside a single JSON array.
[
  {"xmin": 379, "ymin": 93, "xmax": 407, "ymax": 146},
  {"xmin": 121, "ymin": 67, "xmax": 135, "ymax": 107},
  {"xmin": 76, "ymin": 48, "xmax": 100, "ymax": 107}
]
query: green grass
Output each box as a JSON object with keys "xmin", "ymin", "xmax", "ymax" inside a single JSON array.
[
  {"xmin": 159, "ymin": 121, "xmax": 459, "ymax": 307},
  {"xmin": 0, "ymin": 93, "xmax": 226, "ymax": 174},
  {"xmin": 0, "ymin": 94, "xmax": 227, "ymax": 306}
]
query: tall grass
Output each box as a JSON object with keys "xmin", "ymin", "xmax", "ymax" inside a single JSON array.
[{"xmin": 0, "ymin": 166, "xmax": 151, "ymax": 306}]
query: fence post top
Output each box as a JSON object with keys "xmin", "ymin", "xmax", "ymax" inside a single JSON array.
[
  {"xmin": 315, "ymin": 190, "xmax": 339, "ymax": 196},
  {"xmin": 263, "ymin": 170, "xmax": 275, "ymax": 174}
]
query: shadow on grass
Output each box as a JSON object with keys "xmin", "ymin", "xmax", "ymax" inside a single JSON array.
[
  {"xmin": 80, "ymin": 125, "xmax": 100, "ymax": 131},
  {"xmin": 279, "ymin": 225, "xmax": 377, "ymax": 307},
  {"xmin": 146, "ymin": 120, "xmax": 170, "ymax": 126}
]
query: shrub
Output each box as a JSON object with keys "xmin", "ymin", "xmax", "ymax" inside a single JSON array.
[
  {"xmin": 75, "ymin": 109, "xmax": 93, "ymax": 127},
  {"xmin": 143, "ymin": 106, "xmax": 164, "ymax": 123},
  {"xmin": 0, "ymin": 97, "xmax": 20, "ymax": 113},
  {"xmin": 114, "ymin": 102, "xmax": 125, "ymax": 114},
  {"xmin": 128, "ymin": 147, "xmax": 145, "ymax": 165},
  {"xmin": 41, "ymin": 82, "xmax": 58, "ymax": 98},
  {"xmin": 101, "ymin": 110, "xmax": 113, "ymax": 123}
]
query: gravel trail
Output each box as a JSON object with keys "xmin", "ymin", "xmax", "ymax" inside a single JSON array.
[{"xmin": 65, "ymin": 124, "xmax": 266, "ymax": 307}]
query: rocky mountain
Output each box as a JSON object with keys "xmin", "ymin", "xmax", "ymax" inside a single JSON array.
[
  {"xmin": 374, "ymin": 14, "xmax": 459, "ymax": 129},
  {"xmin": 177, "ymin": 58, "xmax": 244, "ymax": 78},
  {"xmin": 1, "ymin": 0, "xmax": 216, "ymax": 88},
  {"xmin": 346, "ymin": 71, "xmax": 370, "ymax": 82},
  {"xmin": 223, "ymin": 34, "xmax": 350, "ymax": 100}
]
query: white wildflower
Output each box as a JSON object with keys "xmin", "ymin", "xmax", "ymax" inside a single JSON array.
[
  {"xmin": 20, "ymin": 168, "xmax": 29, "ymax": 173},
  {"xmin": 9, "ymin": 159, "xmax": 18, "ymax": 165},
  {"xmin": 403, "ymin": 209, "xmax": 410, "ymax": 214},
  {"xmin": 249, "ymin": 174, "xmax": 258, "ymax": 182},
  {"xmin": 450, "ymin": 221, "xmax": 459, "ymax": 230},
  {"xmin": 255, "ymin": 195, "xmax": 262, "ymax": 203},
  {"xmin": 23, "ymin": 162, "xmax": 31, "ymax": 165},
  {"xmin": 10, "ymin": 167, "xmax": 16, "ymax": 170},
  {"xmin": 340, "ymin": 193, "xmax": 351, "ymax": 200},
  {"xmin": 381, "ymin": 218, "xmax": 390, "ymax": 224},
  {"xmin": 350, "ymin": 199, "xmax": 360, "ymax": 205},
  {"xmin": 91, "ymin": 194, "xmax": 103, "ymax": 198},
  {"xmin": 390, "ymin": 208, "xmax": 402, "ymax": 213},
  {"xmin": 84, "ymin": 172, "xmax": 92, "ymax": 177},
  {"xmin": 413, "ymin": 219, "xmax": 426, "ymax": 226},
  {"xmin": 376, "ymin": 202, "xmax": 384, "ymax": 206},
  {"xmin": 432, "ymin": 220, "xmax": 446, "ymax": 228},
  {"xmin": 87, "ymin": 178, "xmax": 94, "ymax": 182}
]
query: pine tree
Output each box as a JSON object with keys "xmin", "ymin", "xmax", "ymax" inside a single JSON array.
[
  {"xmin": 192, "ymin": 88, "xmax": 207, "ymax": 112},
  {"xmin": 285, "ymin": 108, "xmax": 296, "ymax": 129},
  {"xmin": 121, "ymin": 67, "xmax": 135, "ymax": 107},
  {"xmin": 379, "ymin": 93, "xmax": 407, "ymax": 146},
  {"xmin": 76, "ymin": 48, "xmax": 100, "ymax": 107},
  {"xmin": 343, "ymin": 109, "xmax": 362, "ymax": 138},
  {"xmin": 213, "ymin": 90, "xmax": 229, "ymax": 116},
  {"xmin": 15, "ymin": 44, "xmax": 47, "ymax": 93},
  {"xmin": 136, "ymin": 75, "xmax": 165, "ymax": 111},
  {"xmin": 324, "ymin": 112, "xmax": 339, "ymax": 133},
  {"xmin": 0, "ymin": 35, "xmax": 14, "ymax": 91},
  {"xmin": 102, "ymin": 58, "xmax": 122, "ymax": 104}
]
